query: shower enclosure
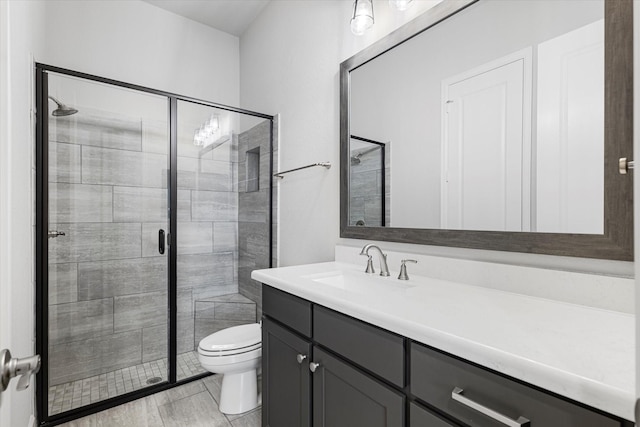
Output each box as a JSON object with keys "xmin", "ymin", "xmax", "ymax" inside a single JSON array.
[{"xmin": 35, "ymin": 64, "xmax": 275, "ymax": 425}]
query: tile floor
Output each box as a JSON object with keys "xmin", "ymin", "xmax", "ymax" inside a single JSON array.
[
  {"xmin": 58, "ymin": 374, "xmax": 261, "ymax": 427},
  {"xmin": 49, "ymin": 351, "xmax": 207, "ymax": 415}
]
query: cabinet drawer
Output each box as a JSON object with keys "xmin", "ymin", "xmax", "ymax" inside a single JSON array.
[
  {"xmin": 262, "ymin": 285, "xmax": 312, "ymax": 337},
  {"xmin": 410, "ymin": 342, "xmax": 622, "ymax": 427},
  {"xmin": 410, "ymin": 402, "xmax": 458, "ymax": 427},
  {"xmin": 314, "ymin": 305, "xmax": 404, "ymax": 388}
]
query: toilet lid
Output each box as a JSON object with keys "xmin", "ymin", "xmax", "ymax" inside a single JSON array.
[{"xmin": 199, "ymin": 323, "xmax": 261, "ymax": 352}]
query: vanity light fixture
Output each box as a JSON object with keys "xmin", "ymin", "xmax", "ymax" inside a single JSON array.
[
  {"xmin": 193, "ymin": 114, "xmax": 220, "ymax": 146},
  {"xmin": 351, "ymin": 0, "xmax": 374, "ymax": 36},
  {"xmin": 388, "ymin": 0, "xmax": 414, "ymax": 11}
]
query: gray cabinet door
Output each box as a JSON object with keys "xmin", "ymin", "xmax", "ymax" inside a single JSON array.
[
  {"xmin": 262, "ymin": 317, "xmax": 311, "ymax": 427},
  {"xmin": 312, "ymin": 347, "xmax": 404, "ymax": 427}
]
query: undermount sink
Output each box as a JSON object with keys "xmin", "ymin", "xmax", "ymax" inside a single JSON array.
[{"xmin": 302, "ymin": 269, "xmax": 415, "ymax": 292}]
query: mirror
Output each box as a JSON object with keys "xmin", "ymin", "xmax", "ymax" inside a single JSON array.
[{"xmin": 340, "ymin": 0, "xmax": 633, "ymax": 260}]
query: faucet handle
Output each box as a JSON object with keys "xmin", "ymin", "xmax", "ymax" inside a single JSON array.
[
  {"xmin": 398, "ymin": 259, "xmax": 418, "ymax": 280},
  {"xmin": 361, "ymin": 254, "xmax": 375, "ymax": 274}
]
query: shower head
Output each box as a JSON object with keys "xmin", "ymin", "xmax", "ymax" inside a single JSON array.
[
  {"xmin": 48, "ymin": 96, "xmax": 78, "ymax": 117},
  {"xmin": 351, "ymin": 145, "xmax": 382, "ymax": 166}
]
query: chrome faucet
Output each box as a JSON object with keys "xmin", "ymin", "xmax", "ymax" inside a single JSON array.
[{"xmin": 360, "ymin": 244, "xmax": 390, "ymax": 277}]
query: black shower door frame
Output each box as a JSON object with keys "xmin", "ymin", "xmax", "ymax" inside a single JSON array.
[{"xmin": 35, "ymin": 63, "xmax": 274, "ymax": 426}]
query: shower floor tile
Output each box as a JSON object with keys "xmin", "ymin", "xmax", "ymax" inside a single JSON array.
[{"xmin": 48, "ymin": 351, "xmax": 207, "ymax": 416}]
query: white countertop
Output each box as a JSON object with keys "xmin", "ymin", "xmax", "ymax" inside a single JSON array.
[{"xmin": 252, "ymin": 261, "xmax": 635, "ymax": 421}]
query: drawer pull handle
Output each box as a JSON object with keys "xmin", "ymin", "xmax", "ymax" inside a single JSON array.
[
  {"xmin": 296, "ymin": 354, "xmax": 307, "ymax": 364},
  {"xmin": 309, "ymin": 362, "xmax": 320, "ymax": 373},
  {"xmin": 451, "ymin": 387, "xmax": 530, "ymax": 427}
]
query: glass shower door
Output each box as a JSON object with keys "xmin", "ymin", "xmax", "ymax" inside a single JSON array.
[
  {"xmin": 45, "ymin": 71, "xmax": 170, "ymax": 415},
  {"xmin": 175, "ymin": 100, "xmax": 272, "ymax": 381}
]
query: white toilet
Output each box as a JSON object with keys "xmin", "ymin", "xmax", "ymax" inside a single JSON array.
[{"xmin": 197, "ymin": 323, "xmax": 262, "ymax": 415}]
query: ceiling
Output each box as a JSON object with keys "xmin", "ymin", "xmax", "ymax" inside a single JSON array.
[{"xmin": 143, "ymin": 0, "xmax": 271, "ymax": 37}]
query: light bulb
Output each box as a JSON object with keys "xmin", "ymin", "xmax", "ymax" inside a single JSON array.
[
  {"xmin": 389, "ymin": 0, "xmax": 413, "ymax": 11},
  {"xmin": 210, "ymin": 115, "xmax": 219, "ymax": 131},
  {"xmin": 351, "ymin": 0, "xmax": 374, "ymax": 36}
]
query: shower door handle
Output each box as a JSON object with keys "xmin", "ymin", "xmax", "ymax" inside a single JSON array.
[
  {"xmin": 158, "ymin": 229, "xmax": 165, "ymax": 254},
  {"xmin": 48, "ymin": 230, "xmax": 66, "ymax": 238}
]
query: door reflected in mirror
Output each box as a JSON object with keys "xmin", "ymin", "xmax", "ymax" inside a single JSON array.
[{"xmin": 349, "ymin": 0, "xmax": 604, "ymax": 234}]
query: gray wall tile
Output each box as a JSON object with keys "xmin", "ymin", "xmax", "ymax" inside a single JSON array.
[
  {"xmin": 49, "ymin": 263, "xmax": 78, "ymax": 305},
  {"xmin": 178, "ymin": 190, "xmax": 192, "ymax": 221},
  {"xmin": 49, "ymin": 183, "xmax": 113, "ymax": 223},
  {"xmin": 143, "ymin": 314, "xmax": 194, "ymax": 362},
  {"xmin": 177, "ymin": 157, "xmax": 233, "ymax": 191},
  {"xmin": 51, "ymin": 114, "xmax": 142, "ymax": 151},
  {"xmin": 82, "ymin": 146, "xmax": 167, "ymax": 188},
  {"xmin": 191, "ymin": 284, "xmax": 239, "ymax": 302},
  {"xmin": 204, "ymin": 294, "xmax": 254, "ymax": 304},
  {"xmin": 114, "ymin": 291, "xmax": 168, "ymax": 333},
  {"xmin": 239, "ymin": 224, "xmax": 269, "ymax": 264},
  {"xmin": 141, "ymin": 120, "xmax": 169, "ymax": 156},
  {"xmin": 114, "ymin": 289, "xmax": 192, "ymax": 333},
  {"xmin": 77, "ymin": 257, "xmax": 167, "ymax": 300},
  {"xmin": 192, "ymin": 191, "xmax": 237, "ymax": 222},
  {"xmin": 194, "ymin": 301, "xmax": 216, "ymax": 320},
  {"xmin": 213, "ymin": 302, "xmax": 256, "ymax": 322},
  {"xmin": 142, "ymin": 325, "xmax": 168, "ymax": 364},
  {"xmin": 49, "ymin": 330, "xmax": 142, "ymax": 386},
  {"xmin": 213, "ymin": 222, "xmax": 237, "ymax": 252},
  {"xmin": 113, "ymin": 187, "xmax": 170, "ymax": 222},
  {"xmin": 48, "ymin": 223, "xmax": 141, "ymax": 264},
  {"xmin": 177, "ymin": 222, "xmax": 213, "ymax": 255},
  {"xmin": 49, "ymin": 142, "xmax": 81, "ymax": 184},
  {"xmin": 195, "ymin": 297, "xmax": 256, "ymax": 322},
  {"xmin": 238, "ymin": 190, "xmax": 268, "ymax": 223},
  {"xmin": 176, "ymin": 315, "xmax": 195, "ymax": 354},
  {"xmin": 177, "ymin": 253, "xmax": 234, "ymax": 288},
  {"xmin": 49, "ymin": 298, "xmax": 114, "ymax": 345}
]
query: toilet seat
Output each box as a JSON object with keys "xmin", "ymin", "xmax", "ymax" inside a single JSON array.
[
  {"xmin": 198, "ymin": 323, "xmax": 261, "ymax": 356},
  {"xmin": 199, "ymin": 342, "xmax": 261, "ymax": 357}
]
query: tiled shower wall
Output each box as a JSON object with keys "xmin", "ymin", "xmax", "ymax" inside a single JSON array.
[
  {"xmin": 237, "ymin": 119, "xmax": 278, "ymax": 318},
  {"xmin": 47, "ymin": 110, "xmax": 248, "ymax": 386}
]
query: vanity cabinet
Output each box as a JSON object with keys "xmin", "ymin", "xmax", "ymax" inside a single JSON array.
[
  {"xmin": 262, "ymin": 285, "xmax": 404, "ymax": 427},
  {"xmin": 261, "ymin": 285, "xmax": 631, "ymax": 427}
]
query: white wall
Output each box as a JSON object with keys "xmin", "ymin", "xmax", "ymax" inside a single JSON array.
[
  {"xmin": 240, "ymin": 0, "xmax": 443, "ymax": 266},
  {"xmin": 240, "ymin": 0, "xmax": 632, "ymax": 277},
  {"xmin": 0, "ymin": 1, "xmax": 240, "ymax": 424},
  {"xmin": 40, "ymin": 0, "xmax": 239, "ymax": 104}
]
